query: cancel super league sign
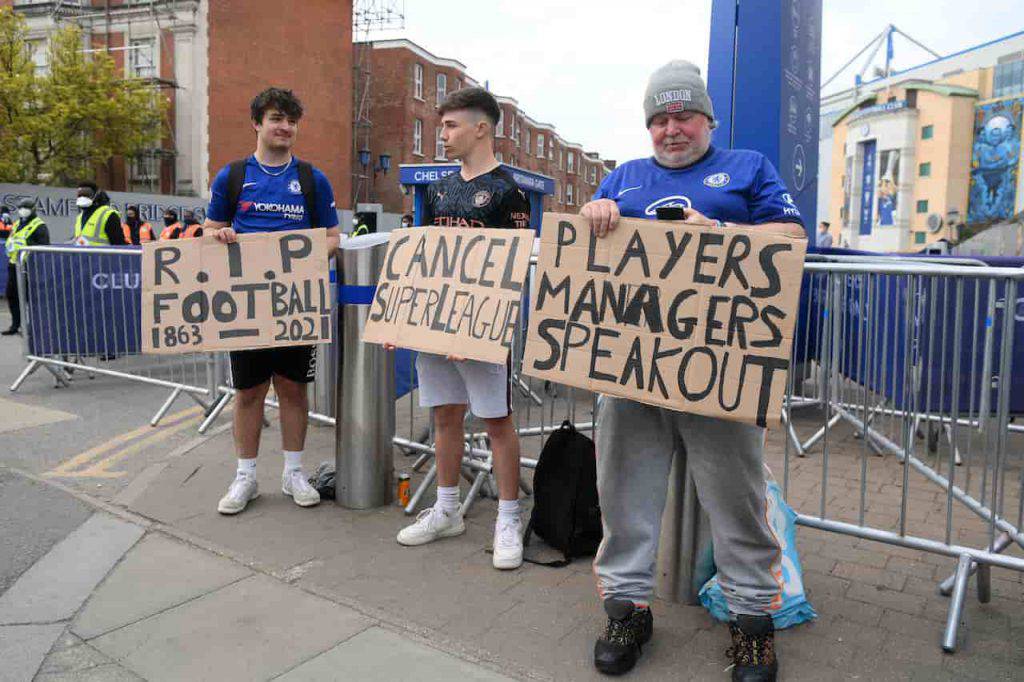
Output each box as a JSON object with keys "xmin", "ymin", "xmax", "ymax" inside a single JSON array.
[
  {"xmin": 362, "ymin": 227, "xmax": 532, "ymax": 364},
  {"xmin": 522, "ymin": 214, "xmax": 806, "ymax": 427},
  {"xmin": 141, "ymin": 230, "xmax": 331, "ymax": 354}
]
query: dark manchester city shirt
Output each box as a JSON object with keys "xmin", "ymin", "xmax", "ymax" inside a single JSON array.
[{"xmin": 420, "ymin": 166, "xmax": 531, "ymax": 229}]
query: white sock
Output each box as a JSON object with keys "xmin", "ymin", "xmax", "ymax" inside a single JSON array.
[
  {"xmin": 436, "ymin": 486, "xmax": 460, "ymax": 514},
  {"xmin": 283, "ymin": 450, "xmax": 303, "ymax": 473},
  {"xmin": 237, "ymin": 458, "xmax": 256, "ymax": 477},
  {"xmin": 497, "ymin": 498, "xmax": 520, "ymax": 525}
]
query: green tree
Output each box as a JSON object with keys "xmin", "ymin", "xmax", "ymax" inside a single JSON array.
[{"xmin": 0, "ymin": 8, "xmax": 166, "ymax": 185}]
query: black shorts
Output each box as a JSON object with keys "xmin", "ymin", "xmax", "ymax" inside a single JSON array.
[{"xmin": 228, "ymin": 345, "xmax": 318, "ymax": 390}]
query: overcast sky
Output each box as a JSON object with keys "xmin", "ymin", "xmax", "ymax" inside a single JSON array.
[{"xmin": 367, "ymin": 1, "xmax": 1024, "ymax": 163}]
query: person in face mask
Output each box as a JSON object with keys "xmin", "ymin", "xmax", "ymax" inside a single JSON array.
[
  {"xmin": 4, "ymin": 197, "xmax": 50, "ymax": 335},
  {"xmin": 0, "ymin": 211, "xmax": 11, "ymax": 238},
  {"xmin": 73, "ymin": 181, "xmax": 126, "ymax": 246},
  {"xmin": 180, "ymin": 209, "xmax": 203, "ymax": 238},
  {"xmin": 121, "ymin": 205, "xmax": 154, "ymax": 245},
  {"xmin": 159, "ymin": 210, "xmax": 183, "ymax": 240}
]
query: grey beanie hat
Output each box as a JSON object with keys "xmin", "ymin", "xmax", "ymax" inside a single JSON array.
[{"xmin": 644, "ymin": 60, "xmax": 716, "ymax": 128}]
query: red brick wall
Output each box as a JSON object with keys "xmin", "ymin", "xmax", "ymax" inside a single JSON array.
[
  {"xmin": 208, "ymin": 0, "xmax": 353, "ymax": 207},
  {"xmin": 363, "ymin": 43, "xmax": 613, "ymax": 217}
]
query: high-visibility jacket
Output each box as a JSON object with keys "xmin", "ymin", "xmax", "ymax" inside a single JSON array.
[
  {"xmin": 122, "ymin": 221, "xmax": 154, "ymax": 244},
  {"xmin": 74, "ymin": 206, "xmax": 120, "ymax": 246},
  {"xmin": 7, "ymin": 216, "xmax": 44, "ymax": 265},
  {"xmin": 0, "ymin": 220, "xmax": 11, "ymax": 238},
  {"xmin": 181, "ymin": 223, "xmax": 202, "ymax": 239},
  {"xmin": 353, "ymin": 223, "xmax": 370, "ymax": 237},
  {"xmin": 159, "ymin": 222, "xmax": 183, "ymax": 240}
]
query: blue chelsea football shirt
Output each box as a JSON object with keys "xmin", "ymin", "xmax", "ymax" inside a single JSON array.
[
  {"xmin": 206, "ymin": 156, "xmax": 339, "ymax": 233},
  {"xmin": 593, "ymin": 146, "xmax": 804, "ymax": 227}
]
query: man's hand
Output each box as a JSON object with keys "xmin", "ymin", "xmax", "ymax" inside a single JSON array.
[
  {"xmin": 213, "ymin": 226, "xmax": 237, "ymax": 244},
  {"xmin": 682, "ymin": 207, "xmax": 718, "ymax": 227},
  {"xmin": 580, "ymin": 199, "xmax": 620, "ymax": 238},
  {"xmin": 383, "ymin": 342, "xmax": 396, "ymax": 351}
]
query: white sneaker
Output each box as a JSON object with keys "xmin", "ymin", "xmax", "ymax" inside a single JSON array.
[
  {"xmin": 492, "ymin": 516, "xmax": 524, "ymax": 570},
  {"xmin": 218, "ymin": 474, "xmax": 259, "ymax": 515},
  {"xmin": 396, "ymin": 506, "xmax": 465, "ymax": 546},
  {"xmin": 282, "ymin": 470, "xmax": 321, "ymax": 507}
]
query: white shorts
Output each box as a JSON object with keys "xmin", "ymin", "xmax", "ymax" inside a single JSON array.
[{"xmin": 415, "ymin": 352, "xmax": 511, "ymax": 419}]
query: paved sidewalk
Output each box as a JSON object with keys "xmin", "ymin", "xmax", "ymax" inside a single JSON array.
[{"xmin": 3, "ymin": 408, "xmax": 1023, "ymax": 681}]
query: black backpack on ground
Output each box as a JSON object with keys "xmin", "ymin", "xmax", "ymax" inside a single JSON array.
[{"xmin": 524, "ymin": 421, "xmax": 603, "ymax": 567}]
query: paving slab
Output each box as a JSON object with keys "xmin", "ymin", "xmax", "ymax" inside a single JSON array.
[
  {"xmin": 72, "ymin": 533, "xmax": 252, "ymax": 639},
  {"xmin": 0, "ymin": 513, "xmax": 143, "ymax": 625},
  {"xmin": 275, "ymin": 626, "xmax": 516, "ymax": 681},
  {"xmin": 33, "ymin": 663, "xmax": 145, "ymax": 682},
  {"xmin": 89, "ymin": 574, "xmax": 373, "ymax": 682},
  {"xmin": 0, "ymin": 470, "xmax": 92, "ymax": 594},
  {"xmin": 0, "ymin": 623, "xmax": 65, "ymax": 682}
]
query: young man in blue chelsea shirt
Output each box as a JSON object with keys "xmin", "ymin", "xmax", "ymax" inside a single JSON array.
[
  {"xmin": 203, "ymin": 88, "xmax": 340, "ymax": 516},
  {"xmin": 581, "ymin": 62, "xmax": 806, "ymax": 682}
]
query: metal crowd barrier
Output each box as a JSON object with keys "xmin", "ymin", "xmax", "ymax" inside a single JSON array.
[
  {"xmin": 9, "ymin": 246, "xmax": 215, "ymax": 425},
  {"xmin": 783, "ymin": 256, "xmax": 1024, "ymax": 652}
]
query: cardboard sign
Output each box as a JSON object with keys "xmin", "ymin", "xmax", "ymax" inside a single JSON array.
[
  {"xmin": 522, "ymin": 213, "xmax": 807, "ymax": 427},
  {"xmin": 141, "ymin": 230, "xmax": 331, "ymax": 354},
  {"xmin": 362, "ymin": 227, "xmax": 533, "ymax": 364}
]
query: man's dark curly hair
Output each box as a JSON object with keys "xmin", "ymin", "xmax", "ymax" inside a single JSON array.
[{"xmin": 250, "ymin": 87, "xmax": 304, "ymax": 124}]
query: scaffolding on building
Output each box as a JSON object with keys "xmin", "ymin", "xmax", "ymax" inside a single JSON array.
[
  {"xmin": 35, "ymin": 1, "xmax": 199, "ymax": 193},
  {"xmin": 352, "ymin": 0, "xmax": 405, "ymax": 207}
]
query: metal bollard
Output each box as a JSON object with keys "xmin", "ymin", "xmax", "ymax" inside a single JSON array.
[
  {"xmin": 656, "ymin": 450, "xmax": 715, "ymax": 604},
  {"xmin": 335, "ymin": 233, "xmax": 395, "ymax": 509}
]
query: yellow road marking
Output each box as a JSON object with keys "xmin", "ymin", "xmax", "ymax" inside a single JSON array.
[{"xmin": 44, "ymin": 406, "xmax": 204, "ymax": 479}]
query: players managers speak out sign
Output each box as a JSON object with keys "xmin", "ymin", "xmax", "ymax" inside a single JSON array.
[{"xmin": 522, "ymin": 214, "xmax": 806, "ymax": 428}]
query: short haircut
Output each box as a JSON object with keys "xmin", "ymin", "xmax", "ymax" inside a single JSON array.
[
  {"xmin": 250, "ymin": 87, "xmax": 304, "ymax": 124},
  {"xmin": 126, "ymin": 204, "xmax": 139, "ymax": 213},
  {"xmin": 164, "ymin": 209, "xmax": 178, "ymax": 220},
  {"xmin": 821, "ymin": 221, "xmax": 831, "ymax": 228},
  {"xmin": 78, "ymin": 180, "xmax": 98, "ymax": 193},
  {"xmin": 437, "ymin": 87, "xmax": 500, "ymax": 128}
]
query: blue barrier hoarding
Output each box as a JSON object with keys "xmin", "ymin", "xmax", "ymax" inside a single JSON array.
[{"xmin": 25, "ymin": 248, "xmax": 142, "ymax": 356}]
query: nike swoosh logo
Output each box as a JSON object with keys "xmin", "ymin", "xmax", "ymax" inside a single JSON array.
[
  {"xmin": 242, "ymin": 182, "xmax": 257, "ymax": 188},
  {"xmin": 617, "ymin": 185, "xmax": 642, "ymax": 197}
]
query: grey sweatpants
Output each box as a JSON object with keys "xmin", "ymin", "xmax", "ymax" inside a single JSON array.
[{"xmin": 593, "ymin": 396, "xmax": 782, "ymax": 615}]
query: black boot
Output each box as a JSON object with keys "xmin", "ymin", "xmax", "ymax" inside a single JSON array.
[
  {"xmin": 1, "ymin": 327, "xmax": 18, "ymax": 336},
  {"xmin": 727, "ymin": 615, "xmax": 778, "ymax": 682},
  {"xmin": 593, "ymin": 599, "xmax": 653, "ymax": 676}
]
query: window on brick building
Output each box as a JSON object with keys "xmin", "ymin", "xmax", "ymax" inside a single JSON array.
[
  {"xmin": 435, "ymin": 127, "xmax": 445, "ymax": 160},
  {"xmin": 555, "ymin": 180, "xmax": 561, "ymax": 203},
  {"xmin": 413, "ymin": 119, "xmax": 423, "ymax": 155},
  {"xmin": 537, "ymin": 133, "xmax": 545, "ymax": 157},
  {"xmin": 496, "ymin": 151, "xmax": 504, "ymax": 163},
  {"xmin": 436, "ymin": 73, "xmax": 447, "ymax": 102},
  {"xmin": 548, "ymin": 139, "xmax": 554, "ymax": 160},
  {"xmin": 513, "ymin": 119, "xmax": 521, "ymax": 145},
  {"xmin": 27, "ymin": 39, "xmax": 47, "ymax": 75},
  {"xmin": 566, "ymin": 183, "xmax": 574, "ymax": 206},
  {"xmin": 496, "ymin": 109, "xmax": 504, "ymax": 137},
  {"xmin": 510, "ymin": 155, "xmax": 517, "ymax": 167},
  {"xmin": 525, "ymin": 128, "xmax": 531, "ymax": 155},
  {"xmin": 455, "ymin": 78, "xmax": 462, "ymax": 91},
  {"xmin": 413, "ymin": 63, "xmax": 424, "ymax": 100},
  {"xmin": 567, "ymin": 152, "xmax": 575, "ymax": 174},
  {"xmin": 558, "ymin": 148, "xmax": 563, "ymax": 170},
  {"xmin": 128, "ymin": 37, "xmax": 156, "ymax": 79},
  {"xmin": 589, "ymin": 166, "xmax": 597, "ymax": 185}
]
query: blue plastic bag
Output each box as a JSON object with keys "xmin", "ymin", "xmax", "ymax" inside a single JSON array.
[{"xmin": 698, "ymin": 468, "xmax": 817, "ymax": 629}]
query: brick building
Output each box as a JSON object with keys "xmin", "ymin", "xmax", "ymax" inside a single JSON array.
[
  {"xmin": 355, "ymin": 39, "xmax": 615, "ymax": 216},
  {"xmin": 6, "ymin": 0, "xmax": 353, "ymax": 206}
]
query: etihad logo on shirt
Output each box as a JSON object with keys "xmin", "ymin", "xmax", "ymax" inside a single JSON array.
[
  {"xmin": 237, "ymin": 200, "xmax": 306, "ymax": 221},
  {"xmin": 644, "ymin": 195, "xmax": 692, "ymax": 216}
]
